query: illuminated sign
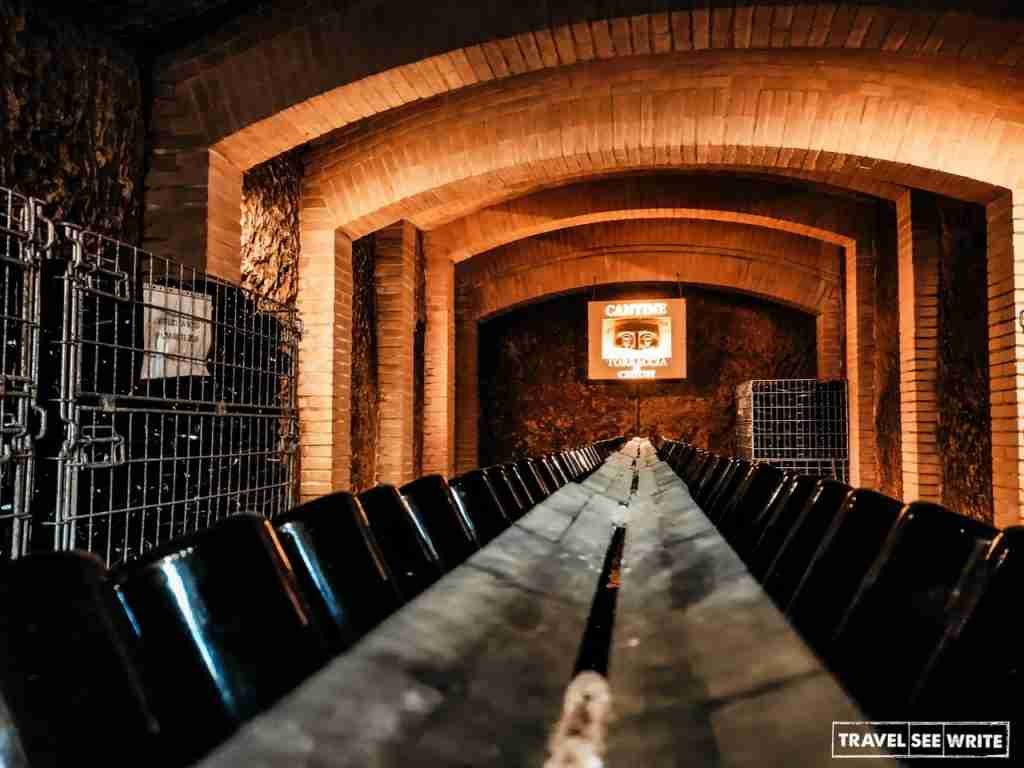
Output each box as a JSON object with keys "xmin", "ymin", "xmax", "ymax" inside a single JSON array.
[{"xmin": 587, "ymin": 298, "xmax": 686, "ymax": 380}]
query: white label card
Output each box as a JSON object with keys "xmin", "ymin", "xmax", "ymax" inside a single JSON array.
[{"xmin": 140, "ymin": 284, "xmax": 213, "ymax": 380}]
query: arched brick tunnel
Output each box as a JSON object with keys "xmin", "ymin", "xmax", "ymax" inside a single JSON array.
[
  {"xmin": 135, "ymin": 1, "xmax": 1024, "ymax": 525},
  {"xmin": 6, "ymin": 2, "xmax": 1024, "ymax": 764},
  {"xmin": 0, "ymin": 0, "xmax": 1014, "ymax": 611}
]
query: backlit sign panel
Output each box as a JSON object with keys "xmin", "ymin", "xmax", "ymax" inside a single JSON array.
[{"xmin": 587, "ymin": 299, "xmax": 686, "ymax": 380}]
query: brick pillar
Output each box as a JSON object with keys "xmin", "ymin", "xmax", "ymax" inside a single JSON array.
[
  {"xmin": 455, "ymin": 289, "xmax": 479, "ymax": 474},
  {"xmin": 897, "ymin": 191, "xmax": 941, "ymax": 503},
  {"xmin": 374, "ymin": 221, "xmax": 418, "ymax": 486},
  {"xmin": 144, "ymin": 139, "xmax": 242, "ymax": 282},
  {"xmin": 297, "ymin": 215, "xmax": 352, "ymax": 501},
  {"xmin": 845, "ymin": 241, "xmax": 877, "ymax": 489},
  {"xmin": 423, "ymin": 254, "xmax": 456, "ymax": 477},
  {"xmin": 986, "ymin": 191, "xmax": 1024, "ymax": 527},
  {"xmin": 817, "ymin": 283, "xmax": 843, "ymax": 380}
]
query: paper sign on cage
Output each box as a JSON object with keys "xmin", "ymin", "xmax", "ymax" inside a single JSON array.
[{"xmin": 140, "ymin": 284, "xmax": 213, "ymax": 380}]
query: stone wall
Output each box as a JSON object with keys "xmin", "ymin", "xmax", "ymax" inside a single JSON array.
[
  {"xmin": 1, "ymin": 0, "xmax": 144, "ymax": 238},
  {"xmin": 240, "ymin": 149, "xmax": 301, "ymax": 304},
  {"xmin": 350, "ymin": 235, "xmax": 378, "ymax": 492},
  {"xmin": 935, "ymin": 197, "xmax": 993, "ymax": 522},
  {"xmin": 479, "ymin": 286, "xmax": 816, "ymax": 465}
]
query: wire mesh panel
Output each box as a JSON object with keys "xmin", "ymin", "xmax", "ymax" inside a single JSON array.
[
  {"xmin": 0, "ymin": 188, "xmax": 49, "ymax": 559},
  {"xmin": 50, "ymin": 225, "xmax": 299, "ymax": 566},
  {"xmin": 736, "ymin": 379, "xmax": 849, "ymax": 482}
]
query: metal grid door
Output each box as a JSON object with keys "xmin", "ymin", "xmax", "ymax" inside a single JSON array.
[
  {"xmin": 736, "ymin": 379, "xmax": 849, "ymax": 482},
  {"xmin": 0, "ymin": 188, "xmax": 49, "ymax": 559},
  {"xmin": 50, "ymin": 225, "xmax": 300, "ymax": 566}
]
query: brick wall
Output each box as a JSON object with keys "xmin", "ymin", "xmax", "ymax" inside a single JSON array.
[
  {"xmin": 888, "ymin": 192, "xmax": 994, "ymax": 521},
  {"xmin": 986, "ymin": 191, "xmax": 1024, "ymax": 528},
  {"xmin": 898, "ymin": 191, "xmax": 941, "ymax": 503},
  {"xmin": 413, "ymin": 232, "xmax": 426, "ymax": 479},
  {"xmin": 845, "ymin": 241, "xmax": 877, "ymax": 489},
  {"xmin": 454, "ymin": 293, "xmax": 479, "ymax": 474},
  {"xmin": 296, "ymin": 218, "xmax": 351, "ymax": 501},
  {"xmin": 423, "ymin": 256, "xmax": 455, "ymax": 477},
  {"xmin": 373, "ymin": 221, "xmax": 418, "ymax": 486}
]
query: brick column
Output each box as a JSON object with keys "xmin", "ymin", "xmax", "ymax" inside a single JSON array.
[
  {"xmin": 817, "ymin": 283, "xmax": 843, "ymax": 381},
  {"xmin": 986, "ymin": 191, "xmax": 1024, "ymax": 527},
  {"xmin": 144, "ymin": 120, "xmax": 242, "ymax": 282},
  {"xmin": 455, "ymin": 288, "xmax": 479, "ymax": 474},
  {"xmin": 297, "ymin": 218, "xmax": 352, "ymax": 501},
  {"xmin": 897, "ymin": 191, "xmax": 941, "ymax": 503},
  {"xmin": 374, "ymin": 221, "xmax": 418, "ymax": 486},
  {"xmin": 423, "ymin": 254, "xmax": 456, "ymax": 477},
  {"xmin": 845, "ymin": 241, "xmax": 877, "ymax": 490}
]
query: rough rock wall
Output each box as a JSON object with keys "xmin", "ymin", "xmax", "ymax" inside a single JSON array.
[
  {"xmin": 873, "ymin": 204, "xmax": 903, "ymax": 500},
  {"xmin": 935, "ymin": 197, "xmax": 993, "ymax": 522},
  {"xmin": 351, "ymin": 235, "xmax": 379, "ymax": 492},
  {"xmin": 240, "ymin": 149, "xmax": 301, "ymax": 305},
  {"xmin": 479, "ymin": 286, "xmax": 816, "ymax": 464},
  {"xmin": 0, "ymin": 0, "xmax": 144, "ymax": 238}
]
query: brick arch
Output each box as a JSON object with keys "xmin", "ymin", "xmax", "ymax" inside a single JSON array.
[
  {"xmin": 285, "ymin": 51, "xmax": 1017, "ymax": 503},
  {"xmin": 451, "ymin": 218, "xmax": 842, "ymax": 472},
  {"xmin": 417, "ymin": 166, "xmax": 907, "ymax": 235},
  {"xmin": 426, "ymin": 174, "xmax": 865, "ymax": 262},
  {"xmin": 457, "ymin": 216, "xmax": 841, "ymax": 316},
  {"xmin": 232, "ymin": 9, "xmax": 1024, "ymax": 519},
  {"xmin": 462, "ymin": 244, "xmax": 834, "ymax": 319},
  {"xmin": 149, "ymin": 9, "xmax": 1020, "ymax": 272},
  {"xmin": 298, "ymin": 50, "xmax": 1014, "ymax": 245},
  {"xmin": 158, "ymin": 2, "xmax": 1024, "ymax": 171},
  {"xmin": 428, "ymin": 173, "xmax": 889, "ymax": 485}
]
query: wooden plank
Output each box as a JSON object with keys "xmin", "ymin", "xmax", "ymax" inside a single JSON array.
[
  {"xmin": 198, "ymin": 475, "xmax": 624, "ymax": 767},
  {"xmin": 607, "ymin": 453, "xmax": 885, "ymax": 766},
  {"xmin": 199, "ymin": 445, "xmax": 875, "ymax": 767}
]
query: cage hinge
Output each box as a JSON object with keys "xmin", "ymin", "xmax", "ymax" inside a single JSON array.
[{"xmin": 69, "ymin": 424, "xmax": 127, "ymax": 469}]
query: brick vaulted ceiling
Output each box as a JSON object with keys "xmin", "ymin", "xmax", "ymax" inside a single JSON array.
[
  {"xmin": 160, "ymin": 1, "xmax": 1024, "ymax": 167},
  {"xmin": 146, "ymin": 1, "xmax": 1024, "ymax": 270},
  {"xmin": 149, "ymin": 2, "xmax": 1024, "ymax": 210},
  {"xmin": 425, "ymin": 174, "xmax": 876, "ymax": 262},
  {"xmin": 457, "ymin": 217, "xmax": 841, "ymax": 317},
  {"xmin": 297, "ymin": 47, "xmax": 1009, "ymax": 239}
]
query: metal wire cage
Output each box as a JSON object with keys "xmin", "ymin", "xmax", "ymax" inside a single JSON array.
[
  {"xmin": 736, "ymin": 379, "xmax": 849, "ymax": 482},
  {"xmin": 0, "ymin": 188, "xmax": 49, "ymax": 559},
  {"xmin": 43, "ymin": 224, "xmax": 300, "ymax": 566}
]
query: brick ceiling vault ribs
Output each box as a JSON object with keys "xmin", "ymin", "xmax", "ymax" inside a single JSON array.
[
  {"xmin": 455, "ymin": 218, "xmax": 842, "ymax": 318},
  {"xmin": 145, "ymin": 3, "xmax": 1021, "ymax": 266},
  {"xmin": 287, "ymin": 48, "xmax": 1013, "ymax": 236},
  {"xmin": 164, "ymin": 2, "xmax": 1024, "ymax": 183},
  {"xmin": 423, "ymin": 174, "xmax": 870, "ymax": 264}
]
